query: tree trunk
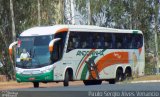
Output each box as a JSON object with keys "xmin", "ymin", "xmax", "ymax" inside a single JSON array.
[
  {"xmin": 87, "ymin": 0, "xmax": 91, "ymax": 25},
  {"xmin": 10, "ymin": 0, "xmax": 16, "ymax": 42},
  {"xmin": 37, "ymin": 0, "xmax": 41, "ymax": 26},
  {"xmin": 10, "ymin": 0, "xmax": 16, "ymax": 80}
]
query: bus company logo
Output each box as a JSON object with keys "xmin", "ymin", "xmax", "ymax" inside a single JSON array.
[
  {"xmin": 1, "ymin": 91, "xmax": 18, "ymax": 97},
  {"xmin": 76, "ymin": 50, "xmax": 104, "ymax": 56},
  {"xmin": 114, "ymin": 52, "xmax": 121, "ymax": 59}
]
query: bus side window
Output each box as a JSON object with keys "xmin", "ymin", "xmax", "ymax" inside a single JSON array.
[
  {"xmin": 95, "ymin": 35, "xmax": 100, "ymax": 48},
  {"xmin": 67, "ymin": 32, "xmax": 80, "ymax": 52},
  {"xmin": 87, "ymin": 35, "xmax": 93, "ymax": 48},
  {"xmin": 72, "ymin": 33, "xmax": 80, "ymax": 49},
  {"xmin": 125, "ymin": 34, "xmax": 132, "ymax": 49},
  {"xmin": 132, "ymin": 34, "xmax": 143, "ymax": 49},
  {"xmin": 123, "ymin": 34, "xmax": 128, "ymax": 49},
  {"xmin": 100, "ymin": 33, "xmax": 105, "ymax": 49},
  {"xmin": 93, "ymin": 33, "xmax": 101, "ymax": 49},
  {"xmin": 104, "ymin": 33, "xmax": 112, "ymax": 49},
  {"xmin": 137, "ymin": 34, "xmax": 143, "ymax": 48},
  {"xmin": 67, "ymin": 34, "xmax": 73, "ymax": 52},
  {"xmin": 79, "ymin": 32, "xmax": 92, "ymax": 49},
  {"xmin": 82, "ymin": 41, "xmax": 87, "ymax": 48},
  {"xmin": 81, "ymin": 33, "xmax": 86, "ymax": 48},
  {"xmin": 115, "ymin": 33, "xmax": 123, "ymax": 49}
]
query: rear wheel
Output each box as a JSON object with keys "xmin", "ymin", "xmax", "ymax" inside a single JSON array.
[
  {"xmin": 83, "ymin": 80, "xmax": 102, "ymax": 85},
  {"xmin": 108, "ymin": 69, "xmax": 123, "ymax": 84},
  {"xmin": 33, "ymin": 82, "xmax": 39, "ymax": 88},
  {"xmin": 124, "ymin": 69, "xmax": 132, "ymax": 80},
  {"xmin": 64, "ymin": 70, "xmax": 69, "ymax": 86}
]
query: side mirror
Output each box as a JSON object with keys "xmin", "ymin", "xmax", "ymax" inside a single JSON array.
[
  {"xmin": 9, "ymin": 41, "xmax": 18, "ymax": 56},
  {"xmin": 49, "ymin": 38, "xmax": 61, "ymax": 52},
  {"xmin": 0, "ymin": 61, "xmax": 3, "ymax": 68}
]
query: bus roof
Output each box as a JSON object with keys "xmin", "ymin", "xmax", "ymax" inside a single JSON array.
[{"xmin": 20, "ymin": 25, "xmax": 142, "ymax": 37}]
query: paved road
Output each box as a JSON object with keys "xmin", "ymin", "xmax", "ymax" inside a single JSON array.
[
  {"xmin": 12, "ymin": 82, "xmax": 160, "ymax": 91},
  {"xmin": 2, "ymin": 82, "xmax": 160, "ymax": 97}
]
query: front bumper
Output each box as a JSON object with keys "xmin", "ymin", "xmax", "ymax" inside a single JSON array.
[{"xmin": 16, "ymin": 70, "xmax": 53, "ymax": 82}]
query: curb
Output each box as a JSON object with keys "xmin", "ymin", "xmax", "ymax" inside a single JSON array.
[{"xmin": 131, "ymin": 80, "xmax": 160, "ymax": 83}]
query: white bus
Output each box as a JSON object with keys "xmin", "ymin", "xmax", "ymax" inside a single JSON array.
[{"xmin": 9, "ymin": 25, "xmax": 145, "ymax": 88}]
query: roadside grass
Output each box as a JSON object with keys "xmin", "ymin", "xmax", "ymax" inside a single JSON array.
[
  {"xmin": 132, "ymin": 75, "xmax": 160, "ymax": 81},
  {"xmin": 121, "ymin": 75, "xmax": 160, "ymax": 84}
]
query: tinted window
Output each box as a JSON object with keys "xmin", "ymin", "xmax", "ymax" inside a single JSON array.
[
  {"xmin": 104, "ymin": 33, "xmax": 113, "ymax": 49},
  {"xmin": 132, "ymin": 34, "xmax": 143, "ymax": 49},
  {"xmin": 114, "ymin": 33, "xmax": 123, "ymax": 49},
  {"xmin": 34, "ymin": 36, "xmax": 51, "ymax": 46},
  {"xmin": 114, "ymin": 33, "xmax": 143, "ymax": 49},
  {"xmin": 67, "ymin": 32, "xmax": 143, "ymax": 52},
  {"xmin": 67, "ymin": 32, "xmax": 111, "ymax": 52}
]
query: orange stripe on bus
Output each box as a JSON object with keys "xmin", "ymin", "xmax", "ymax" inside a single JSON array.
[
  {"xmin": 56, "ymin": 28, "xmax": 68, "ymax": 34},
  {"xmin": 88, "ymin": 52, "xmax": 129, "ymax": 79},
  {"xmin": 138, "ymin": 47, "xmax": 142, "ymax": 55}
]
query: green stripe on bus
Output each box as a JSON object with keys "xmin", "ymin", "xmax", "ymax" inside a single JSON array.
[
  {"xmin": 133, "ymin": 30, "xmax": 138, "ymax": 33},
  {"xmin": 80, "ymin": 63, "xmax": 88, "ymax": 80},
  {"xmin": 80, "ymin": 56, "xmax": 97, "ymax": 80},
  {"xmin": 75, "ymin": 54, "xmax": 86, "ymax": 77},
  {"xmin": 80, "ymin": 49, "xmax": 106, "ymax": 80},
  {"xmin": 101, "ymin": 49, "xmax": 106, "ymax": 54},
  {"xmin": 76, "ymin": 49, "xmax": 96, "ymax": 78}
]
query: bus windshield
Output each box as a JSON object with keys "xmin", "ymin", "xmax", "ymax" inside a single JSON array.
[{"xmin": 16, "ymin": 35, "xmax": 52, "ymax": 69}]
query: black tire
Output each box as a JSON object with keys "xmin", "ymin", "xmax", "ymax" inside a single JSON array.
[
  {"xmin": 108, "ymin": 79, "xmax": 116, "ymax": 84},
  {"xmin": 116, "ymin": 69, "xmax": 124, "ymax": 82},
  {"xmin": 83, "ymin": 80, "xmax": 91, "ymax": 85},
  {"xmin": 83, "ymin": 80, "xmax": 102, "ymax": 85},
  {"xmin": 94, "ymin": 80, "xmax": 102, "ymax": 85},
  {"xmin": 64, "ymin": 70, "xmax": 69, "ymax": 86},
  {"xmin": 108, "ymin": 69, "xmax": 123, "ymax": 84},
  {"xmin": 124, "ymin": 69, "xmax": 132, "ymax": 80},
  {"xmin": 33, "ymin": 82, "xmax": 39, "ymax": 88}
]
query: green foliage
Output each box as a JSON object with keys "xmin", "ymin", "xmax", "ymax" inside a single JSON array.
[{"xmin": 145, "ymin": 55, "xmax": 156, "ymax": 75}]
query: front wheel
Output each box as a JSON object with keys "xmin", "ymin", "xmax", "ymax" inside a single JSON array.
[
  {"xmin": 33, "ymin": 82, "xmax": 39, "ymax": 88},
  {"xmin": 64, "ymin": 70, "xmax": 69, "ymax": 86}
]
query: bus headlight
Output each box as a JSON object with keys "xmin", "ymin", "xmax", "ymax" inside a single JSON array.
[
  {"xmin": 42, "ymin": 65, "xmax": 53, "ymax": 73},
  {"xmin": 15, "ymin": 67, "xmax": 23, "ymax": 74}
]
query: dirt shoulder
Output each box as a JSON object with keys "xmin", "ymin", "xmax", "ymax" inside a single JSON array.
[
  {"xmin": 0, "ymin": 81, "xmax": 83, "ymax": 91},
  {"xmin": 0, "ymin": 75, "xmax": 160, "ymax": 90}
]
